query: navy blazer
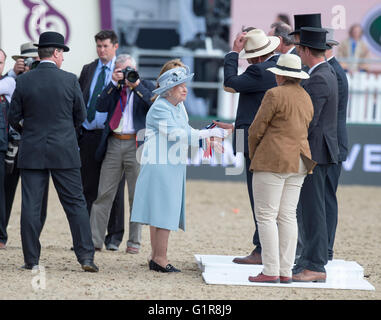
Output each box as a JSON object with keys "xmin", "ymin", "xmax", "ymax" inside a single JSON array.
[
  {"xmin": 223, "ymin": 52, "xmax": 278, "ymax": 154},
  {"xmin": 328, "ymin": 57, "xmax": 349, "ymax": 162},
  {"xmin": 8, "ymin": 62, "xmax": 86, "ymax": 169},
  {"xmin": 303, "ymin": 62, "xmax": 339, "ymax": 164},
  {"xmin": 94, "ymin": 79, "xmax": 155, "ymax": 161}
]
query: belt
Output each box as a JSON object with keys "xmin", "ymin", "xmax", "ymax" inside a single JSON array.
[{"xmin": 112, "ymin": 132, "xmax": 136, "ymax": 140}]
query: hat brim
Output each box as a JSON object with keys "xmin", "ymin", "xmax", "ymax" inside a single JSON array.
[
  {"xmin": 326, "ymin": 40, "xmax": 339, "ymax": 46},
  {"xmin": 293, "ymin": 41, "xmax": 331, "ymax": 50},
  {"xmin": 12, "ymin": 53, "xmax": 39, "ymax": 61},
  {"xmin": 267, "ymin": 67, "xmax": 310, "ymax": 79},
  {"xmin": 152, "ymin": 74, "xmax": 194, "ymax": 95},
  {"xmin": 288, "ymin": 30, "xmax": 300, "ymax": 36},
  {"xmin": 34, "ymin": 43, "xmax": 70, "ymax": 52},
  {"xmin": 239, "ymin": 36, "xmax": 280, "ymax": 59}
]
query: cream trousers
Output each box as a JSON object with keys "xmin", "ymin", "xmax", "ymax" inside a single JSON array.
[{"xmin": 253, "ymin": 158, "xmax": 307, "ymax": 277}]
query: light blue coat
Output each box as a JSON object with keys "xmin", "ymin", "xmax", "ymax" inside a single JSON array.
[{"xmin": 130, "ymin": 96, "xmax": 199, "ymax": 231}]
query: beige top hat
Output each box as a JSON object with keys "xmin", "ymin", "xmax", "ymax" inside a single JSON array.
[
  {"xmin": 12, "ymin": 42, "xmax": 39, "ymax": 61},
  {"xmin": 267, "ymin": 53, "xmax": 310, "ymax": 79},
  {"xmin": 239, "ymin": 28, "xmax": 280, "ymax": 59}
]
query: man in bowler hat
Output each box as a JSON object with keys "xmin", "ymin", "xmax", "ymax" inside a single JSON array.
[
  {"xmin": 292, "ymin": 27, "xmax": 339, "ymax": 282},
  {"xmin": 8, "ymin": 31, "xmax": 98, "ymax": 272}
]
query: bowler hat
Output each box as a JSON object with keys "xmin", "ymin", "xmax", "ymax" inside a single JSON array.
[
  {"xmin": 294, "ymin": 27, "xmax": 330, "ymax": 50},
  {"xmin": 289, "ymin": 13, "xmax": 322, "ymax": 35},
  {"xmin": 12, "ymin": 42, "xmax": 39, "ymax": 61},
  {"xmin": 34, "ymin": 31, "xmax": 69, "ymax": 52}
]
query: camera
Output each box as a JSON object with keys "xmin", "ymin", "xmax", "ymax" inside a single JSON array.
[
  {"xmin": 118, "ymin": 67, "xmax": 139, "ymax": 84},
  {"xmin": 24, "ymin": 58, "xmax": 40, "ymax": 70}
]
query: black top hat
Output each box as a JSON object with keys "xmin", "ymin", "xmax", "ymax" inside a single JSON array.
[
  {"xmin": 294, "ymin": 27, "xmax": 330, "ymax": 50},
  {"xmin": 34, "ymin": 31, "xmax": 70, "ymax": 52},
  {"xmin": 289, "ymin": 13, "xmax": 322, "ymax": 35}
]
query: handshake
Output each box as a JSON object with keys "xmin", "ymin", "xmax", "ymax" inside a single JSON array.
[{"xmin": 5, "ymin": 131, "xmax": 21, "ymax": 174}]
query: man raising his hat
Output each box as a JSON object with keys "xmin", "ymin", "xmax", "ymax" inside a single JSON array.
[
  {"xmin": 215, "ymin": 28, "xmax": 280, "ymax": 265},
  {"xmin": 292, "ymin": 27, "xmax": 339, "ymax": 282},
  {"xmin": 8, "ymin": 31, "xmax": 98, "ymax": 272}
]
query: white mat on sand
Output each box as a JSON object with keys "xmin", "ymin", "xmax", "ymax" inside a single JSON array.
[{"xmin": 195, "ymin": 255, "xmax": 375, "ymax": 291}]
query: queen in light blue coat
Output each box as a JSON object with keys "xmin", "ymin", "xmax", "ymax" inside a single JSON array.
[{"xmin": 131, "ymin": 64, "xmax": 227, "ymax": 273}]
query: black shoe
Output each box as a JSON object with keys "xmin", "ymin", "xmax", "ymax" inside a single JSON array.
[
  {"xmin": 81, "ymin": 260, "xmax": 99, "ymax": 272},
  {"xmin": 21, "ymin": 263, "xmax": 39, "ymax": 270},
  {"xmin": 149, "ymin": 260, "xmax": 181, "ymax": 273}
]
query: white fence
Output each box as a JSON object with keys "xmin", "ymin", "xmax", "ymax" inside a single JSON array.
[{"xmin": 346, "ymin": 72, "xmax": 381, "ymax": 124}]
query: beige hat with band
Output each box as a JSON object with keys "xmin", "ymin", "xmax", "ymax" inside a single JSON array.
[
  {"xmin": 12, "ymin": 42, "xmax": 39, "ymax": 61},
  {"xmin": 267, "ymin": 53, "xmax": 309, "ymax": 79},
  {"xmin": 239, "ymin": 28, "xmax": 280, "ymax": 59}
]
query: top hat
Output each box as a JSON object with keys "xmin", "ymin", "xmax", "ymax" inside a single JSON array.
[
  {"xmin": 239, "ymin": 28, "xmax": 280, "ymax": 59},
  {"xmin": 152, "ymin": 66, "xmax": 194, "ymax": 95},
  {"xmin": 12, "ymin": 42, "xmax": 39, "ymax": 61},
  {"xmin": 294, "ymin": 27, "xmax": 330, "ymax": 50},
  {"xmin": 325, "ymin": 27, "xmax": 340, "ymax": 47},
  {"xmin": 267, "ymin": 53, "xmax": 309, "ymax": 79},
  {"xmin": 34, "ymin": 31, "xmax": 69, "ymax": 52},
  {"xmin": 289, "ymin": 13, "xmax": 322, "ymax": 35}
]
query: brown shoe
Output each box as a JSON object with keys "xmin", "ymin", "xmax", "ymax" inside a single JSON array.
[
  {"xmin": 292, "ymin": 269, "xmax": 326, "ymax": 283},
  {"xmin": 233, "ymin": 250, "xmax": 262, "ymax": 265},
  {"xmin": 248, "ymin": 272, "xmax": 279, "ymax": 283}
]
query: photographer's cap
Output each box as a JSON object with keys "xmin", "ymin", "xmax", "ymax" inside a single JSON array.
[
  {"xmin": 153, "ymin": 66, "xmax": 194, "ymax": 95},
  {"xmin": 12, "ymin": 42, "xmax": 39, "ymax": 61}
]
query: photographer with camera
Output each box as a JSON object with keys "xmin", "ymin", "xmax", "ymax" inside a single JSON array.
[
  {"xmin": 90, "ymin": 53, "xmax": 154, "ymax": 254},
  {"xmin": 0, "ymin": 48, "xmax": 16, "ymax": 249},
  {"xmin": 0, "ymin": 44, "xmax": 47, "ymax": 250},
  {"xmin": 7, "ymin": 42, "xmax": 40, "ymax": 79}
]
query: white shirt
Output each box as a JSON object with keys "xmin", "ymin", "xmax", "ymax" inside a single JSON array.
[
  {"xmin": 112, "ymin": 87, "xmax": 135, "ymax": 135},
  {"xmin": 0, "ymin": 76, "xmax": 16, "ymax": 103},
  {"xmin": 308, "ymin": 61, "xmax": 327, "ymax": 75}
]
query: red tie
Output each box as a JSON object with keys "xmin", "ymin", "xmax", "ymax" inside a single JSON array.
[{"xmin": 109, "ymin": 86, "xmax": 128, "ymax": 130}]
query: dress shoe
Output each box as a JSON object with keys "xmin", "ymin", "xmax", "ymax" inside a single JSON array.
[
  {"xmin": 292, "ymin": 269, "xmax": 326, "ymax": 283},
  {"xmin": 0, "ymin": 242, "xmax": 6, "ymax": 250},
  {"xmin": 248, "ymin": 272, "xmax": 280, "ymax": 283},
  {"xmin": 81, "ymin": 260, "xmax": 99, "ymax": 273},
  {"xmin": 126, "ymin": 246, "xmax": 139, "ymax": 254},
  {"xmin": 106, "ymin": 243, "xmax": 119, "ymax": 251},
  {"xmin": 149, "ymin": 260, "xmax": 181, "ymax": 273},
  {"xmin": 233, "ymin": 250, "xmax": 262, "ymax": 265},
  {"xmin": 280, "ymin": 276, "xmax": 292, "ymax": 284},
  {"xmin": 21, "ymin": 263, "xmax": 39, "ymax": 270}
]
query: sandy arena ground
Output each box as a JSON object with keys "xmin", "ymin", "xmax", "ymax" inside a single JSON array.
[{"xmin": 0, "ymin": 179, "xmax": 380, "ymax": 300}]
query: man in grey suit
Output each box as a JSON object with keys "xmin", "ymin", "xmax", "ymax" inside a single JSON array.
[
  {"xmin": 8, "ymin": 31, "xmax": 98, "ymax": 272},
  {"xmin": 292, "ymin": 27, "xmax": 339, "ymax": 282}
]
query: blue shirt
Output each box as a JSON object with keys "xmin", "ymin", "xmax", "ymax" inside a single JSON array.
[{"xmin": 82, "ymin": 56, "xmax": 116, "ymax": 130}]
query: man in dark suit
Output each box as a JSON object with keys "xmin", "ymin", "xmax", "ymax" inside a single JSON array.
[
  {"xmin": 90, "ymin": 54, "xmax": 154, "ymax": 252},
  {"xmin": 78, "ymin": 30, "xmax": 125, "ymax": 251},
  {"xmin": 8, "ymin": 31, "xmax": 98, "ymax": 272},
  {"xmin": 292, "ymin": 27, "xmax": 339, "ymax": 282},
  {"xmin": 215, "ymin": 29, "xmax": 279, "ymax": 264},
  {"xmin": 289, "ymin": 13, "xmax": 322, "ymax": 261},
  {"xmin": 325, "ymin": 28, "xmax": 349, "ymax": 260}
]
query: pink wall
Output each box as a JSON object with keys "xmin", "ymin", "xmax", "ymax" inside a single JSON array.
[{"xmin": 230, "ymin": 0, "xmax": 381, "ymax": 64}]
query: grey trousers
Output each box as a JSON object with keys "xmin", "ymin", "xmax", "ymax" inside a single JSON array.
[{"xmin": 90, "ymin": 136, "xmax": 141, "ymax": 249}]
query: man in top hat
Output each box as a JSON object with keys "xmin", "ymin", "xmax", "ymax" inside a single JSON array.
[
  {"xmin": 289, "ymin": 13, "xmax": 322, "ymax": 45},
  {"xmin": 324, "ymin": 28, "xmax": 349, "ymax": 261},
  {"xmin": 288, "ymin": 13, "xmax": 322, "ymax": 260},
  {"xmin": 292, "ymin": 27, "xmax": 339, "ymax": 282},
  {"xmin": 216, "ymin": 29, "xmax": 280, "ymax": 265},
  {"xmin": 1, "ymin": 42, "xmax": 48, "ymax": 250},
  {"xmin": 8, "ymin": 31, "xmax": 98, "ymax": 272}
]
